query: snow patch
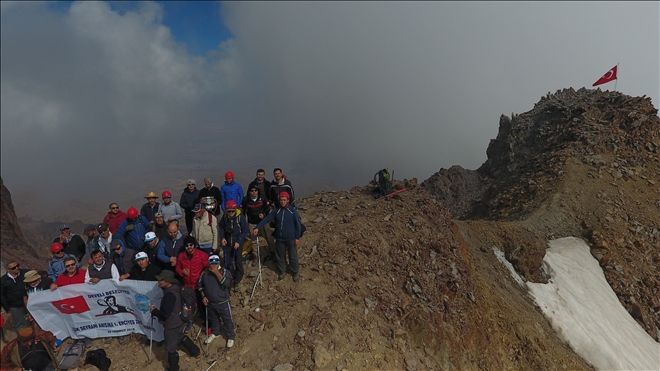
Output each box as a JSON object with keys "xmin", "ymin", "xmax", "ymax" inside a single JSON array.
[
  {"xmin": 527, "ymin": 237, "xmax": 659, "ymax": 371},
  {"xmin": 492, "ymin": 247, "xmax": 526, "ymax": 287}
]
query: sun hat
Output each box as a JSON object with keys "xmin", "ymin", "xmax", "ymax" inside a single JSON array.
[
  {"xmin": 144, "ymin": 191, "xmax": 158, "ymax": 199},
  {"xmin": 155, "ymin": 270, "xmax": 179, "ymax": 284},
  {"xmin": 23, "ymin": 270, "xmax": 41, "ymax": 283}
]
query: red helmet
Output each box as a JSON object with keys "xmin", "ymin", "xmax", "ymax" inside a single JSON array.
[
  {"xmin": 162, "ymin": 190, "xmax": 172, "ymax": 198},
  {"xmin": 279, "ymin": 192, "xmax": 290, "ymax": 199},
  {"xmin": 50, "ymin": 242, "xmax": 64, "ymax": 254},
  {"xmin": 127, "ymin": 207, "xmax": 139, "ymax": 219},
  {"xmin": 225, "ymin": 171, "xmax": 234, "ymax": 180},
  {"xmin": 225, "ymin": 200, "xmax": 237, "ymax": 210}
]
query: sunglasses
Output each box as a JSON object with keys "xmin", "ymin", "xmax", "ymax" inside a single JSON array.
[
  {"xmin": 65, "ymin": 263, "xmax": 76, "ymax": 268},
  {"xmin": 8, "ymin": 264, "xmax": 19, "ymax": 270},
  {"xmin": 111, "ymin": 207, "xmax": 119, "ymax": 210},
  {"xmin": 209, "ymin": 260, "xmax": 220, "ymax": 265},
  {"xmin": 227, "ymin": 210, "xmax": 236, "ymax": 213},
  {"xmin": 250, "ymin": 189, "xmax": 258, "ymax": 192},
  {"xmin": 113, "ymin": 247, "xmax": 122, "ymax": 251},
  {"xmin": 185, "ymin": 243, "xmax": 196, "ymax": 247},
  {"xmin": 54, "ymin": 250, "xmax": 64, "ymax": 254}
]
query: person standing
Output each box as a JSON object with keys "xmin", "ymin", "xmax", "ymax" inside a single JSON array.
[
  {"xmin": 255, "ymin": 192, "xmax": 302, "ymax": 282},
  {"xmin": 140, "ymin": 191, "xmax": 161, "ymax": 225},
  {"xmin": 220, "ymin": 171, "xmax": 244, "ymax": 211},
  {"xmin": 242, "ymin": 185, "xmax": 275, "ymax": 263},
  {"xmin": 0, "ymin": 262, "xmax": 30, "ymax": 331},
  {"xmin": 150, "ymin": 271, "xmax": 187, "ymax": 371},
  {"xmin": 198, "ymin": 255, "xmax": 235, "ymax": 348},
  {"xmin": 116, "ymin": 207, "xmax": 150, "ymax": 251},
  {"xmin": 199, "ymin": 177, "xmax": 222, "ymax": 217},
  {"xmin": 24, "ymin": 270, "xmax": 53, "ymax": 296},
  {"xmin": 53, "ymin": 224, "xmax": 86, "ymax": 264},
  {"xmin": 150, "ymin": 212, "xmax": 169, "ymax": 241},
  {"xmin": 86, "ymin": 223, "xmax": 113, "ymax": 265},
  {"xmin": 158, "ymin": 222, "xmax": 184, "ymax": 272},
  {"xmin": 158, "ymin": 190, "xmax": 183, "ymax": 225},
  {"xmin": 103, "ymin": 203, "xmax": 127, "ymax": 234},
  {"xmin": 268, "ymin": 168, "xmax": 295, "ymax": 208},
  {"xmin": 191, "ymin": 203, "xmax": 218, "ymax": 256},
  {"xmin": 180, "ymin": 179, "xmax": 200, "ymax": 235},
  {"xmin": 247, "ymin": 168, "xmax": 272, "ymax": 204},
  {"xmin": 219, "ymin": 201, "xmax": 248, "ymax": 292},
  {"xmin": 176, "ymin": 236, "xmax": 208, "ymax": 322}
]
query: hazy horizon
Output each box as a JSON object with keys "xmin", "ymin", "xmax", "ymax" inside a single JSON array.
[{"xmin": 2, "ymin": 2, "xmax": 658, "ymax": 223}]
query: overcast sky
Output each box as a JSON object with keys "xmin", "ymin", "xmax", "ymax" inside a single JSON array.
[{"xmin": 1, "ymin": 1, "xmax": 658, "ymax": 222}]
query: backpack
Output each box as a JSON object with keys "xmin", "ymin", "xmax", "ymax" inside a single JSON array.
[
  {"xmin": 60, "ymin": 339, "xmax": 86, "ymax": 370},
  {"xmin": 179, "ymin": 285, "xmax": 197, "ymax": 323},
  {"xmin": 84, "ymin": 348, "xmax": 112, "ymax": 371},
  {"xmin": 374, "ymin": 169, "xmax": 392, "ymax": 197}
]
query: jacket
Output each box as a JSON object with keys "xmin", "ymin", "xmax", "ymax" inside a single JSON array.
[
  {"xmin": 268, "ymin": 179, "xmax": 295, "ymax": 207},
  {"xmin": 150, "ymin": 221, "xmax": 169, "ymax": 242},
  {"xmin": 130, "ymin": 263, "xmax": 162, "ymax": 281},
  {"xmin": 248, "ymin": 177, "xmax": 272, "ymax": 204},
  {"xmin": 146, "ymin": 238, "xmax": 165, "ymax": 264},
  {"xmin": 154, "ymin": 284, "xmax": 184, "ymax": 330},
  {"xmin": 179, "ymin": 187, "xmax": 200, "ymax": 210},
  {"xmin": 140, "ymin": 201, "xmax": 161, "ymax": 223},
  {"xmin": 175, "ymin": 249, "xmax": 209, "ymax": 290},
  {"xmin": 87, "ymin": 233, "xmax": 115, "ymax": 262},
  {"xmin": 116, "ymin": 216, "xmax": 150, "ymax": 250},
  {"xmin": 242, "ymin": 196, "xmax": 269, "ymax": 225},
  {"xmin": 54, "ymin": 234, "xmax": 86, "ymax": 262},
  {"xmin": 257, "ymin": 206, "xmax": 301, "ymax": 241},
  {"xmin": 0, "ymin": 269, "xmax": 29, "ymax": 310},
  {"xmin": 220, "ymin": 181, "xmax": 244, "ymax": 210},
  {"xmin": 47, "ymin": 253, "xmax": 80, "ymax": 281},
  {"xmin": 55, "ymin": 269, "xmax": 86, "ymax": 287},
  {"xmin": 197, "ymin": 268, "xmax": 231, "ymax": 304},
  {"xmin": 103, "ymin": 210, "xmax": 128, "ymax": 234},
  {"xmin": 112, "ymin": 241, "xmax": 136, "ymax": 275},
  {"xmin": 0, "ymin": 326, "xmax": 57, "ymax": 370},
  {"xmin": 158, "ymin": 231, "xmax": 184, "ymax": 266},
  {"xmin": 219, "ymin": 211, "xmax": 248, "ymax": 247},
  {"xmin": 158, "ymin": 201, "xmax": 182, "ymax": 223},
  {"xmin": 192, "ymin": 211, "xmax": 218, "ymax": 250}
]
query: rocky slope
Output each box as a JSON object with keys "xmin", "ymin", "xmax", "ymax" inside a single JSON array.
[{"xmin": 2, "ymin": 87, "xmax": 658, "ymax": 370}]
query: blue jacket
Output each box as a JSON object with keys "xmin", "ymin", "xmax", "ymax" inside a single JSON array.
[
  {"xmin": 179, "ymin": 187, "xmax": 200, "ymax": 210},
  {"xmin": 48, "ymin": 253, "xmax": 80, "ymax": 281},
  {"xmin": 220, "ymin": 181, "xmax": 244, "ymax": 210},
  {"xmin": 158, "ymin": 230, "xmax": 184, "ymax": 265},
  {"xmin": 257, "ymin": 206, "xmax": 301, "ymax": 241},
  {"xmin": 116, "ymin": 216, "xmax": 151, "ymax": 250}
]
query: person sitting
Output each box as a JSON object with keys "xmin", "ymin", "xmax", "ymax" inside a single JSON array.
[
  {"xmin": 111, "ymin": 240, "xmax": 135, "ymax": 282},
  {"xmin": 130, "ymin": 252, "xmax": 162, "ymax": 281},
  {"xmin": 47, "ymin": 242, "xmax": 79, "ymax": 281},
  {"xmin": 85, "ymin": 249, "xmax": 120, "ymax": 284},
  {"xmin": 0, "ymin": 326, "xmax": 60, "ymax": 371},
  {"xmin": 24, "ymin": 270, "xmax": 53, "ymax": 297}
]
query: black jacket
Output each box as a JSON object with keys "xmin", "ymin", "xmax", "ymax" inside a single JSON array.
[
  {"xmin": 0, "ymin": 269, "xmax": 29, "ymax": 310},
  {"xmin": 179, "ymin": 187, "xmax": 200, "ymax": 211},
  {"xmin": 129, "ymin": 263, "xmax": 162, "ymax": 281},
  {"xmin": 54, "ymin": 234, "xmax": 86, "ymax": 263},
  {"xmin": 268, "ymin": 179, "xmax": 295, "ymax": 207},
  {"xmin": 199, "ymin": 185, "xmax": 222, "ymax": 216},
  {"xmin": 247, "ymin": 178, "xmax": 272, "ymax": 204},
  {"xmin": 242, "ymin": 196, "xmax": 269, "ymax": 225}
]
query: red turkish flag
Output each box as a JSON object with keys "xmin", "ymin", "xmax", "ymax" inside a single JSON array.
[
  {"xmin": 592, "ymin": 65, "xmax": 617, "ymax": 86},
  {"xmin": 52, "ymin": 296, "xmax": 91, "ymax": 314}
]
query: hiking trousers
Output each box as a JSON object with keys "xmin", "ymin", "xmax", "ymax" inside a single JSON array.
[
  {"xmin": 164, "ymin": 323, "xmax": 185, "ymax": 353},
  {"xmin": 208, "ymin": 301, "xmax": 235, "ymax": 340},
  {"xmin": 223, "ymin": 245, "xmax": 243, "ymax": 285},
  {"xmin": 275, "ymin": 239, "xmax": 299, "ymax": 275}
]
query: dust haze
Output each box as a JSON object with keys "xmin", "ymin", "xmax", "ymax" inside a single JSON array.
[{"xmin": 1, "ymin": 1, "xmax": 658, "ymax": 223}]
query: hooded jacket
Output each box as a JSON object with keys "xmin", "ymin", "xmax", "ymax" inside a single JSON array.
[
  {"xmin": 103, "ymin": 210, "xmax": 128, "ymax": 234},
  {"xmin": 116, "ymin": 216, "xmax": 150, "ymax": 250},
  {"xmin": 179, "ymin": 187, "xmax": 200, "ymax": 210},
  {"xmin": 257, "ymin": 205, "xmax": 301, "ymax": 241},
  {"xmin": 220, "ymin": 181, "xmax": 244, "ymax": 211}
]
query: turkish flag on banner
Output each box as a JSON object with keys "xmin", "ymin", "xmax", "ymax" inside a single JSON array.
[
  {"xmin": 592, "ymin": 65, "xmax": 618, "ymax": 86},
  {"xmin": 52, "ymin": 296, "xmax": 90, "ymax": 314}
]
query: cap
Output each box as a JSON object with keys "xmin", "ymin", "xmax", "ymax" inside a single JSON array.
[
  {"xmin": 155, "ymin": 270, "xmax": 179, "ymax": 284},
  {"xmin": 96, "ymin": 223, "xmax": 109, "ymax": 233},
  {"xmin": 23, "ymin": 270, "xmax": 41, "ymax": 283},
  {"xmin": 135, "ymin": 252, "xmax": 148, "ymax": 261},
  {"xmin": 187, "ymin": 179, "xmax": 196, "ymax": 185},
  {"xmin": 17, "ymin": 327, "xmax": 35, "ymax": 342},
  {"xmin": 208, "ymin": 255, "xmax": 220, "ymax": 262},
  {"xmin": 144, "ymin": 232, "xmax": 156, "ymax": 242},
  {"xmin": 279, "ymin": 192, "xmax": 290, "ymax": 199},
  {"xmin": 192, "ymin": 203, "xmax": 204, "ymax": 213},
  {"xmin": 83, "ymin": 224, "xmax": 96, "ymax": 234},
  {"xmin": 249, "ymin": 185, "xmax": 259, "ymax": 192},
  {"xmin": 50, "ymin": 242, "xmax": 64, "ymax": 253},
  {"xmin": 204, "ymin": 177, "xmax": 212, "ymax": 183},
  {"xmin": 155, "ymin": 212, "xmax": 164, "ymax": 217},
  {"xmin": 60, "ymin": 223, "xmax": 70, "ymax": 231},
  {"xmin": 144, "ymin": 191, "xmax": 158, "ymax": 199}
]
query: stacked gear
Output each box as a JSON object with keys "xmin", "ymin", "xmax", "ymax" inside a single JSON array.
[{"xmin": 374, "ymin": 168, "xmax": 392, "ymax": 198}]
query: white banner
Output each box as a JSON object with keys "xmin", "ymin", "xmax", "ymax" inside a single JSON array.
[{"xmin": 27, "ymin": 279, "xmax": 165, "ymax": 341}]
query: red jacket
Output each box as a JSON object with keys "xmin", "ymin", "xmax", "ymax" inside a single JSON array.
[
  {"xmin": 176, "ymin": 250, "xmax": 209, "ymax": 289},
  {"xmin": 103, "ymin": 211, "xmax": 128, "ymax": 234},
  {"xmin": 55, "ymin": 269, "xmax": 86, "ymax": 287}
]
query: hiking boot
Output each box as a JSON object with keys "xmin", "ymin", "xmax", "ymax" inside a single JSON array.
[
  {"xmin": 293, "ymin": 272, "xmax": 300, "ymax": 282},
  {"xmin": 226, "ymin": 339, "xmax": 234, "ymax": 348},
  {"xmin": 204, "ymin": 333, "xmax": 217, "ymax": 345},
  {"xmin": 278, "ymin": 272, "xmax": 286, "ymax": 280}
]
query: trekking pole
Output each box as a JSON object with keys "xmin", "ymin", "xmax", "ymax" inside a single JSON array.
[
  {"xmin": 148, "ymin": 315, "xmax": 154, "ymax": 364},
  {"xmin": 256, "ymin": 236, "xmax": 263, "ymax": 287},
  {"xmin": 205, "ymin": 359, "xmax": 218, "ymax": 370},
  {"xmin": 59, "ymin": 339, "xmax": 77, "ymax": 366},
  {"xmin": 205, "ymin": 305, "xmax": 209, "ymax": 356}
]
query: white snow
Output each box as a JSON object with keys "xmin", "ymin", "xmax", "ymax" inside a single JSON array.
[
  {"xmin": 525, "ymin": 237, "xmax": 660, "ymax": 371},
  {"xmin": 493, "ymin": 247, "xmax": 526, "ymax": 287}
]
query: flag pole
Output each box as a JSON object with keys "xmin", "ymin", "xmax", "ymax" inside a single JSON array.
[{"xmin": 614, "ymin": 63, "xmax": 619, "ymax": 92}]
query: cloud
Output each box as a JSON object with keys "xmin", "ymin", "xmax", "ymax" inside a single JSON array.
[{"xmin": 1, "ymin": 1, "xmax": 658, "ymax": 221}]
